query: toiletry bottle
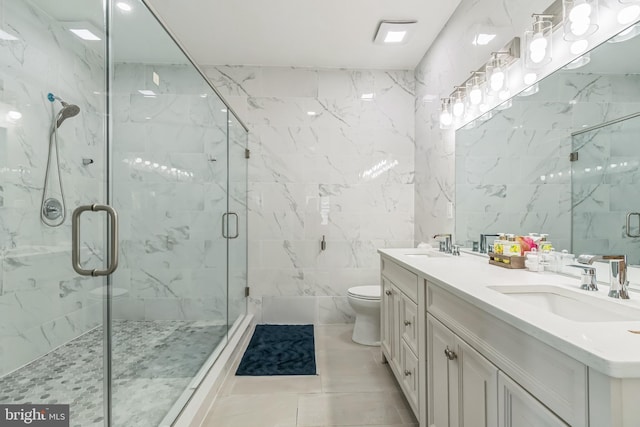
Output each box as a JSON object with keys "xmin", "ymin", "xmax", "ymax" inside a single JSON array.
[
  {"xmin": 539, "ymin": 234, "xmax": 553, "ymax": 252},
  {"xmin": 505, "ymin": 234, "xmax": 521, "ymax": 256},
  {"xmin": 493, "ymin": 233, "xmax": 506, "ymax": 255}
]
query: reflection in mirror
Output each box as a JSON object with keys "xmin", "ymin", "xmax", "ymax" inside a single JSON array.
[{"xmin": 455, "ymin": 24, "xmax": 640, "ymax": 261}]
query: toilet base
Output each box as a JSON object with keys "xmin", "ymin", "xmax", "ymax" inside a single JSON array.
[{"xmin": 351, "ymin": 307, "xmax": 381, "ymax": 346}]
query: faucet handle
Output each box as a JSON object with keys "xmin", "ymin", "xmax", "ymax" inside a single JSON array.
[{"xmin": 567, "ymin": 264, "xmax": 598, "ymax": 291}]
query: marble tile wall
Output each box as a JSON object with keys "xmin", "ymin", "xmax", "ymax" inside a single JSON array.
[
  {"xmin": 110, "ymin": 62, "xmax": 231, "ymax": 324},
  {"xmin": 204, "ymin": 66, "xmax": 415, "ymax": 323},
  {"xmin": 0, "ymin": 1, "xmax": 106, "ymax": 376}
]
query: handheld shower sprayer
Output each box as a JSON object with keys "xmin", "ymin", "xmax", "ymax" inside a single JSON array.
[
  {"xmin": 47, "ymin": 93, "xmax": 80, "ymax": 128},
  {"xmin": 41, "ymin": 92, "xmax": 81, "ymax": 227}
]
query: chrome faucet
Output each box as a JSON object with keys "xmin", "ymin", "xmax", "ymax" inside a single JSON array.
[
  {"xmin": 576, "ymin": 254, "xmax": 630, "ymax": 299},
  {"xmin": 480, "ymin": 234, "xmax": 499, "ymax": 254},
  {"xmin": 433, "ymin": 234, "xmax": 452, "ymax": 254}
]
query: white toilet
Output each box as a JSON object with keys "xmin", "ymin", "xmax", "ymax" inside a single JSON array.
[{"xmin": 347, "ymin": 285, "xmax": 381, "ymax": 346}]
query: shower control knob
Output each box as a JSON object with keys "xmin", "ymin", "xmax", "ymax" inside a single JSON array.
[
  {"xmin": 404, "ymin": 370, "xmax": 412, "ymax": 376},
  {"xmin": 404, "ymin": 320, "xmax": 411, "ymax": 326},
  {"xmin": 385, "ymin": 290, "xmax": 392, "ymax": 296}
]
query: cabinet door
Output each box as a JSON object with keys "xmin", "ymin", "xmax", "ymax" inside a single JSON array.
[
  {"xmin": 427, "ymin": 314, "xmax": 458, "ymax": 427},
  {"xmin": 457, "ymin": 337, "xmax": 498, "ymax": 427},
  {"xmin": 400, "ymin": 291, "xmax": 418, "ymax": 355},
  {"xmin": 400, "ymin": 340, "xmax": 419, "ymax": 414},
  {"xmin": 498, "ymin": 372, "xmax": 568, "ymax": 427},
  {"xmin": 381, "ymin": 278, "xmax": 395, "ymax": 360}
]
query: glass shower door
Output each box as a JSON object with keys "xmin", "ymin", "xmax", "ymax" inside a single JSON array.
[
  {"xmin": 109, "ymin": 1, "xmax": 229, "ymax": 425},
  {"xmin": 571, "ymin": 113, "xmax": 640, "ymax": 264},
  {"xmin": 0, "ymin": 0, "xmax": 109, "ymax": 425}
]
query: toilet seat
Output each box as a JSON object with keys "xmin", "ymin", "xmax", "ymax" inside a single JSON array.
[{"xmin": 348, "ymin": 285, "xmax": 380, "ymax": 300}]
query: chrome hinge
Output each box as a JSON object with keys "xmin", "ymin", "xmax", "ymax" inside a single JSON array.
[
  {"xmin": 245, "ymin": 286, "xmax": 250, "ymax": 297},
  {"xmin": 245, "ymin": 148, "xmax": 250, "ymax": 159},
  {"xmin": 569, "ymin": 152, "xmax": 579, "ymax": 162}
]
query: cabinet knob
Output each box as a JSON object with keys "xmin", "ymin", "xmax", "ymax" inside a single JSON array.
[
  {"xmin": 385, "ymin": 290, "xmax": 392, "ymax": 296},
  {"xmin": 444, "ymin": 347, "xmax": 457, "ymax": 361},
  {"xmin": 404, "ymin": 320, "xmax": 411, "ymax": 326},
  {"xmin": 404, "ymin": 370, "xmax": 412, "ymax": 376}
]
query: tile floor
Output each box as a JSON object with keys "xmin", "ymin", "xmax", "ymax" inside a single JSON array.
[
  {"xmin": 0, "ymin": 320, "xmax": 226, "ymax": 427},
  {"xmin": 202, "ymin": 324, "xmax": 417, "ymax": 427}
]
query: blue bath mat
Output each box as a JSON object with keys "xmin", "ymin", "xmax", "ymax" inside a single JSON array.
[{"xmin": 235, "ymin": 324, "xmax": 316, "ymax": 376}]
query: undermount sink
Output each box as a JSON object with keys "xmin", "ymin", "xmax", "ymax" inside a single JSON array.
[
  {"xmin": 404, "ymin": 252, "xmax": 450, "ymax": 258},
  {"xmin": 488, "ymin": 285, "xmax": 640, "ymax": 322}
]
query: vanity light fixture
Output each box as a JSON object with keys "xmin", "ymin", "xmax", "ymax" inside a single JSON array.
[
  {"xmin": 525, "ymin": 14, "xmax": 554, "ymax": 67},
  {"xmin": 439, "ymin": 98, "xmax": 453, "ymax": 129},
  {"xmin": 373, "ymin": 21, "xmax": 418, "ymax": 45},
  {"xmin": 570, "ymin": 39, "xmax": 589, "ymax": 54},
  {"xmin": 562, "ymin": 0, "xmax": 599, "ymax": 40},
  {"xmin": 452, "ymin": 87, "xmax": 466, "ymax": 118},
  {"xmin": 466, "ymin": 72, "xmax": 485, "ymax": 106},
  {"xmin": 617, "ymin": 4, "xmax": 640, "ymax": 24},
  {"xmin": 487, "ymin": 53, "xmax": 507, "ymax": 92},
  {"xmin": 523, "ymin": 72, "xmax": 538, "ymax": 85}
]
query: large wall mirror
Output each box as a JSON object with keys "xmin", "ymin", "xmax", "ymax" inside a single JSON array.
[{"xmin": 455, "ymin": 24, "xmax": 640, "ymax": 264}]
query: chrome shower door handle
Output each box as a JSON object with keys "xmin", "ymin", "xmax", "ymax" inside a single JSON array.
[
  {"xmin": 72, "ymin": 204, "xmax": 119, "ymax": 277},
  {"xmin": 626, "ymin": 212, "xmax": 640, "ymax": 238},
  {"xmin": 221, "ymin": 213, "xmax": 228, "ymax": 238},
  {"xmin": 228, "ymin": 212, "xmax": 239, "ymax": 239}
]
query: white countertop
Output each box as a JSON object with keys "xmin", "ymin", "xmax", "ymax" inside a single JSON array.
[{"xmin": 379, "ymin": 247, "xmax": 640, "ymax": 378}]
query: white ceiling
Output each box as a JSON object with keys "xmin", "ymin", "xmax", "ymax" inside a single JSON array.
[{"xmin": 145, "ymin": 0, "xmax": 462, "ymax": 70}]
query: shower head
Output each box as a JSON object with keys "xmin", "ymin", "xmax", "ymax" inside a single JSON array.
[
  {"xmin": 56, "ymin": 102, "xmax": 80, "ymax": 128},
  {"xmin": 48, "ymin": 93, "xmax": 80, "ymax": 128}
]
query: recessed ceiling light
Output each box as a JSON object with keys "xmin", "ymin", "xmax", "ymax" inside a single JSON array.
[
  {"xmin": 374, "ymin": 21, "xmax": 417, "ymax": 45},
  {"xmin": 307, "ymin": 111, "xmax": 317, "ymax": 116},
  {"xmin": 7, "ymin": 111, "xmax": 22, "ymax": 121},
  {"xmin": 69, "ymin": 28, "xmax": 101, "ymax": 41},
  {"xmin": 384, "ymin": 31, "xmax": 407, "ymax": 43},
  {"xmin": 0, "ymin": 29, "xmax": 18, "ymax": 41},
  {"xmin": 472, "ymin": 33, "xmax": 496, "ymax": 46},
  {"xmin": 116, "ymin": 2, "xmax": 132, "ymax": 12},
  {"xmin": 360, "ymin": 93, "xmax": 375, "ymax": 100}
]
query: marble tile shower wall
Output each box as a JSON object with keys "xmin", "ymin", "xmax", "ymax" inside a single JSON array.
[
  {"xmin": 413, "ymin": 0, "xmax": 554, "ymax": 245},
  {"xmin": 204, "ymin": 67, "xmax": 415, "ymax": 323},
  {"xmin": 0, "ymin": 2, "xmax": 105, "ymax": 376},
  {"xmin": 110, "ymin": 63, "xmax": 229, "ymax": 323}
]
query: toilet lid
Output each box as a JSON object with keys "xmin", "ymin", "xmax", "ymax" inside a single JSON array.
[{"xmin": 348, "ymin": 285, "xmax": 381, "ymax": 300}]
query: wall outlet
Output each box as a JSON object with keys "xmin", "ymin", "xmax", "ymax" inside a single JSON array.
[{"xmin": 447, "ymin": 201, "xmax": 453, "ymax": 219}]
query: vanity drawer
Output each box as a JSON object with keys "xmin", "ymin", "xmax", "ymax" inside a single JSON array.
[
  {"xmin": 381, "ymin": 257, "xmax": 418, "ymax": 303},
  {"xmin": 400, "ymin": 293, "xmax": 418, "ymax": 355},
  {"xmin": 400, "ymin": 339, "xmax": 419, "ymax": 416},
  {"xmin": 427, "ymin": 281, "xmax": 588, "ymax": 427}
]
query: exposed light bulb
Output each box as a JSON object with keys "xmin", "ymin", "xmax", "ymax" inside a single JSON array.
[
  {"xmin": 490, "ymin": 69, "xmax": 505, "ymax": 91},
  {"xmin": 498, "ymin": 89, "xmax": 511, "ymax": 101},
  {"xmin": 570, "ymin": 39, "xmax": 589, "ymax": 54},
  {"xmin": 523, "ymin": 72, "xmax": 537, "ymax": 85},
  {"xmin": 568, "ymin": 2, "xmax": 592, "ymax": 36},
  {"xmin": 618, "ymin": 5, "xmax": 640, "ymax": 25},
  {"xmin": 453, "ymin": 99, "xmax": 465, "ymax": 117},
  {"xmin": 479, "ymin": 103, "xmax": 489, "ymax": 113},
  {"xmin": 440, "ymin": 111, "xmax": 453, "ymax": 126},
  {"xmin": 529, "ymin": 32, "xmax": 548, "ymax": 64},
  {"xmin": 469, "ymin": 86, "xmax": 483, "ymax": 105}
]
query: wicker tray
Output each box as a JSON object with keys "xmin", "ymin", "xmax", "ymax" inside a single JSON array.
[{"xmin": 488, "ymin": 252, "xmax": 525, "ymax": 269}]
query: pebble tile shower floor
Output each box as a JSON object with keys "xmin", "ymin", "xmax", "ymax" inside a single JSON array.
[{"xmin": 0, "ymin": 320, "xmax": 227, "ymax": 427}]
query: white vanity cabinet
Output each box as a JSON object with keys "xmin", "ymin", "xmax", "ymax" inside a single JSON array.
[
  {"xmin": 498, "ymin": 372, "xmax": 568, "ymax": 427},
  {"xmin": 427, "ymin": 314, "xmax": 498, "ymax": 427},
  {"xmin": 380, "ymin": 257, "xmax": 424, "ymax": 419}
]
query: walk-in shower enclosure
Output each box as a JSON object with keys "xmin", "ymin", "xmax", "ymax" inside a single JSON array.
[{"xmin": 0, "ymin": 1, "xmax": 248, "ymax": 425}]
